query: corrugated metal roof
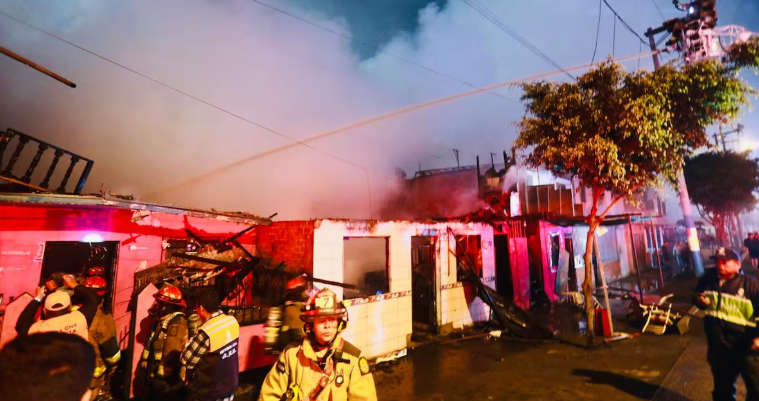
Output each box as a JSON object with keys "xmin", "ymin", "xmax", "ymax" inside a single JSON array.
[{"xmin": 0, "ymin": 192, "xmax": 272, "ymax": 225}]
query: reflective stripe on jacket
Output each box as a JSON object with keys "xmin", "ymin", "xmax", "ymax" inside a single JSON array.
[
  {"xmin": 188, "ymin": 313, "xmax": 240, "ymax": 400},
  {"xmin": 258, "ymin": 335, "xmax": 377, "ymax": 401}
]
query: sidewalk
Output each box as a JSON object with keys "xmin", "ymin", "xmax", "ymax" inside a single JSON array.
[
  {"xmin": 653, "ymin": 325, "xmax": 747, "ymax": 401},
  {"xmin": 653, "ymin": 258, "xmax": 758, "ymax": 401}
]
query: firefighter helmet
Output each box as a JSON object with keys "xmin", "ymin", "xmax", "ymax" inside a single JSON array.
[
  {"xmin": 83, "ymin": 276, "xmax": 108, "ymax": 296},
  {"xmin": 285, "ymin": 276, "xmax": 308, "ymax": 292},
  {"xmin": 86, "ymin": 266, "xmax": 106, "ymax": 277},
  {"xmin": 300, "ymin": 289, "xmax": 347, "ymax": 325},
  {"xmin": 154, "ymin": 283, "xmax": 186, "ymax": 307}
]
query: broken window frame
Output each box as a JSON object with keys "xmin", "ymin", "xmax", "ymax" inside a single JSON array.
[{"xmin": 342, "ymin": 237, "xmax": 391, "ymax": 300}]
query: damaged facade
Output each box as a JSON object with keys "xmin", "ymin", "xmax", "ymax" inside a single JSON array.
[
  {"xmin": 0, "ymin": 128, "xmax": 678, "ymax": 394},
  {"xmin": 383, "ymin": 156, "xmax": 677, "ymax": 307},
  {"xmin": 0, "ymin": 192, "xmax": 520, "ymax": 387}
]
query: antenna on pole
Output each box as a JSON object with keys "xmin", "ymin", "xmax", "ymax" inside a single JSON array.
[{"xmin": 490, "ymin": 152, "xmax": 497, "ymax": 168}]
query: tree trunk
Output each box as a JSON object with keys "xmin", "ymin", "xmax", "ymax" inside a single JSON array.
[
  {"xmin": 714, "ymin": 213, "xmax": 728, "ymax": 246},
  {"xmin": 583, "ymin": 188, "xmax": 602, "ymax": 348},
  {"xmin": 583, "ymin": 225, "xmax": 597, "ymax": 348}
]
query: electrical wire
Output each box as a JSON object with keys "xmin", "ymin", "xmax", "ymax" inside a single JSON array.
[
  {"xmin": 601, "ymin": 0, "xmax": 648, "ymax": 45},
  {"xmin": 592, "ymin": 0, "xmax": 603, "ymax": 64},
  {"xmin": 0, "ymin": 9, "xmax": 389, "ymax": 182},
  {"xmin": 246, "ymin": 0, "xmax": 518, "ymax": 103},
  {"xmin": 613, "ymin": 15, "xmax": 617, "ymax": 57},
  {"xmin": 656, "ymin": 32, "xmax": 672, "ymax": 47},
  {"xmin": 150, "ymin": 49, "xmax": 661, "ymax": 197},
  {"xmin": 459, "ymin": 0, "xmax": 574, "ymax": 79},
  {"xmin": 651, "ymin": 0, "xmax": 666, "ymax": 22}
]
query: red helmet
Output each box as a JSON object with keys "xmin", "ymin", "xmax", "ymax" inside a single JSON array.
[
  {"xmin": 154, "ymin": 283, "xmax": 186, "ymax": 307},
  {"xmin": 300, "ymin": 289, "xmax": 347, "ymax": 322},
  {"xmin": 285, "ymin": 276, "xmax": 308, "ymax": 292},
  {"xmin": 83, "ymin": 276, "xmax": 108, "ymax": 296},
  {"xmin": 87, "ymin": 266, "xmax": 106, "ymax": 277}
]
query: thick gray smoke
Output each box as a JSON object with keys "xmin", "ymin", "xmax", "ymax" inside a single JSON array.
[{"xmin": 0, "ymin": 0, "xmax": 756, "ymax": 220}]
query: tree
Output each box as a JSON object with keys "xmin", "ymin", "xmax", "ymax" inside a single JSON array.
[
  {"xmin": 514, "ymin": 41, "xmax": 759, "ymax": 347},
  {"xmin": 684, "ymin": 151, "xmax": 759, "ymax": 245}
]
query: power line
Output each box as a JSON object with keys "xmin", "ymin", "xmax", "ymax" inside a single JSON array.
[
  {"xmin": 651, "ymin": 0, "xmax": 666, "ymax": 21},
  {"xmin": 0, "ymin": 9, "xmax": 383, "ymax": 179},
  {"xmin": 592, "ymin": 0, "xmax": 603, "ymax": 64},
  {"xmin": 656, "ymin": 32, "xmax": 672, "ymax": 47},
  {"xmin": 613, "ymin": 16, "xmax": 617, "ymax": 56},
  {"xmin": 601, "ymin": 0, "xmax": 648, "ymax": 45},
  {"xmin": 150, "ymin": 49, "xmax": 660, "ymax": 197},
  {"xmin": 458, "ymin": 0, "xmax": 574, "ymax": 80},
  {"xmin": 246, "ymin": 0, "xmax": 518, "ymax": 103}
]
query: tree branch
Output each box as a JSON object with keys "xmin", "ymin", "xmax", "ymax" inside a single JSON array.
[{"xmin": 595, "ymin": 183, "xmax": 645, "ymax": 223}]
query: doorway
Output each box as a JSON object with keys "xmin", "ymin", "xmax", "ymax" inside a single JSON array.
[
  {"xmin": 411, "ymin": 236, "xmax": 437, "ymax": 332},
  {"xmin": 494, "ymin": 234, "xmax": 513, "ymax": 302},
  {"xmin": 565, "ymin": 238, "xmax": 578, "ymax": 292},
  {"xmin": 40, "ymin": 241, "xmax": 119, "ymax": 313}
]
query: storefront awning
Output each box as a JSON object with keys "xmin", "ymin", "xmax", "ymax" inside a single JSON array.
[{"xmin": 546, "ymin": 213, "xmax": 654, "ymax": 227}]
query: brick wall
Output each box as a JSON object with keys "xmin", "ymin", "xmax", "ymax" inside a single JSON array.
[{"xmin": 255, "ymin": 220, "xmax": 315, "ymax": 273}]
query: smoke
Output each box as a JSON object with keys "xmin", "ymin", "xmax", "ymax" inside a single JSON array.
[{"xmin": 1, "ymin": 0, "xmax": 752, "ymax": 220}]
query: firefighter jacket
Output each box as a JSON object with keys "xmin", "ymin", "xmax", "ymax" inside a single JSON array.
[
  {"xmin": 89, "ymin": 307, "xmax": 121, "ymax": 384},
  {"xmin": 141, "ymin": 312, "xmax": 188, "ymax": 384},
  {"xmin": 185, "ymin": 312, "xmax": 240, "ymax": 400},
  {"xmin": 696, "ymin": 269, "xmax": 759, "ymax": 350},
  {"xmin": 258, "ymin": 335, "xmax": 378, "ymax": 401},
  {"xmin": 16, "ymin": 285, "xmax": 100, "ymax": 340}
]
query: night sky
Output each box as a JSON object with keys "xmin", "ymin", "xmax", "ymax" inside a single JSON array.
[{"xmin": 0, "ymin": 0, "xmax": 757, "ymax": 219}]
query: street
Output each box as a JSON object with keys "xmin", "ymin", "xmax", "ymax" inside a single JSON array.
[{"xmin": 370, "ymin": 274, "xmax": 738, "ymax": 401}]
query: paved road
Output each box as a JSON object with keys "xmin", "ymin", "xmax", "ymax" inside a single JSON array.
[{"xmin": 374, "ymin": 311, "xmax": 693, "ymax": 401}]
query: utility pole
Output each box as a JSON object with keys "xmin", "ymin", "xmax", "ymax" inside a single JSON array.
[
  {"xmin": 646, "ymin": 27, "xmax": 705, "ymax": 276},
  {"xmin": 720, "ymin": 125, "xmax": 726, "ymax": 151},
  {"xmin": 453, "ymin": 149, "xmax": 460, "ymax": 168}
]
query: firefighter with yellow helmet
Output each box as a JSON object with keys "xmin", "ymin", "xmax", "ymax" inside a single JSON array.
[
  {"xmin": 81, "ymin": 272, "xmax": 121, "ymax": 401},
  {"xmin": 139, "ymin": 283, "xmax": 189, "ymax": 401},
  {"xmin": 258, "ymin": 288, "xmax": 377, "ymax": 401}
]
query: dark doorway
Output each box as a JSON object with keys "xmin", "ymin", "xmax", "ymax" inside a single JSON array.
[
  {"xmin": 566, "ymin": 238, "xmax": 578, "ymax": 292},
  {"xmin": 40, "ymin": 241, "xmax": 119, "ymax": 313},
  {"xmin": 494, "ymin": 234, "xmax": 513, "ymax": 301},
  {"xmin": 411, "ymin": 236, "xmax": 437, "ymax": 333}
]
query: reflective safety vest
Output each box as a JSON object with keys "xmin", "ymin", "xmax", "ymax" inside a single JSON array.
[
  {"xmin": 701, "ymin": 290, "xmax": 757, "ymax": 327},
  {"xmin": 29, "ymin": 310, "xmax": 88, "ymax": 340},
  {"xmin": 188, "ymin": 313, "xmax": 240, "ymax": 400}
]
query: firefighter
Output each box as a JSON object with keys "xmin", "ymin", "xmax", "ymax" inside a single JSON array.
[
  {"xmin": 15, "ymin": 273, "xmax": 100, "ymax": 339},
  {"xmin": 258, "ymin": 288, "xmax": 377, "ymax": 401},
  {"xmin": 139, "ymin": 283, "xmax": 189, "ymax": 401},
  {"xmin": 81, "ymin": 275, "xmax": 121, "ymax": 401},
  {"xmin": 265, "ymin": 276, "xmax": 311, "ymax": 354},
  {"xmin": 280, "ymin": 276, "xmax": 310, "ymax": 346},
  {"xmin": 181, "ymin": 290, "xmax": 240, "ymax": 401},
  {"xmin": 696, "ymin": 247, "xmax": 759, "ymax": 400}
]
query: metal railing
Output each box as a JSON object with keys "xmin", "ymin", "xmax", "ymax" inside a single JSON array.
[{"xmin": 0, "ymin": 129, "xmax": 93, "ymax": 194}]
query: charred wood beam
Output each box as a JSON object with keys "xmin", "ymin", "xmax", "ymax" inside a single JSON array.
[{"xmin": 173, "ymin": 253, "xmax": 358, "ymax": 290}]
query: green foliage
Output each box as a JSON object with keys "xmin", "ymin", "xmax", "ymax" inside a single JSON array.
[
  {"xmin": 727, "ymin": 37, "xmax": 759, "ymax": 71},
  {"xmin": 515, "ymin": 56, "xmax": 758, "ymax": 208},
  {"xmin": 684, "ymin": 150, "xmax": 759, "ymax": 217}
]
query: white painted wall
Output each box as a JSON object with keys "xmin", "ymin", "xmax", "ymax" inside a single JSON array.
[{"xmin": 311, "ymin": 219, "xmax": 497, "ymax": 359}]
